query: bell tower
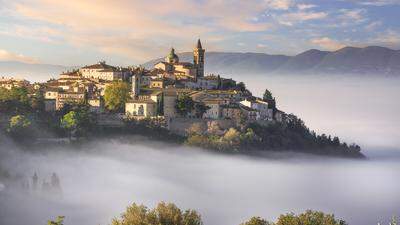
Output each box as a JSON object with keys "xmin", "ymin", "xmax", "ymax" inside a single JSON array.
[{"xmin": 193, "ymin": 39, "xmax": 205, "ymax": 79}]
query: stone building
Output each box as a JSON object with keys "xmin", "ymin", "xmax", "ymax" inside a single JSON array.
[
  {"xmin": 154, "ymin": 39, "xmax": 205, "ymax": 81},
  {"xmin": 79, "ymin": 61, "xmax": 130, "ymax": 81},
  {"xmin": 0, "ymin": 77, "xmax": 30, "ymax": 90}
]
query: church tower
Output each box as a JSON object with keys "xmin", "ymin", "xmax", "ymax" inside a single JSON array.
[{"xmin": 193, "ymin": 39, "xmax": 205, "ymax": 79}]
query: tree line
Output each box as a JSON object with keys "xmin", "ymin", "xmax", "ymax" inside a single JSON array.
[{"xmin": 48, "ymin": 201, "xmax": 398, "ymax": 225}]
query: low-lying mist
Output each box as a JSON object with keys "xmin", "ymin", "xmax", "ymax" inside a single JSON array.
[
  {"xmin": 229, "ymin": 74, "xmax": 400, "ymax": 150},
  {"xmin": 0, "ymin": 139, "xmax": 399, "ymax": 225}
]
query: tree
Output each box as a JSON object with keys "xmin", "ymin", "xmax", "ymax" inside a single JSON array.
[
  {"xmin": 263, "ymin": 89, "xmax": 273, "ymax": 102},
  {"xmin": 236, "ymin": 82, "xmax": 246, "ymax": 92},
  {"xmin": 223, "ymin": 128, "xmax": 240, "ymax": 143},
  {"xmin": 31, "ymin": 89, "xmax": 45, "ymax": 112},
  {"xmin": 104, "ymin": 81, "xmax": 131, "ymax": 112},
  {"xmin": 111, "ymin": 202, "xmax": 202, "ymax": 225},
  {"xmin": 240, "ymin": 217, "xmax": 271, "ymax": 225},
  {"xmin": 8, "ymin": 115, "xmax": 31, "ymax": 130},
  {"xmin": 7, "ymin": 115, "xmax": 33, "ymax": 139},
  {"xmin": 217, "ymin": 75, "xmax": 222, "ymax": 89},
  {"xmin": 61, "ymin": 111, "xmax": 78, "ymax": 139},
  {"xmin": 60, "ymin": 107, "xmax": 96, "ymax": 139},
  {"xmin": 263, "ymin": 89, "xmax": 276, "ymax": 110},
  {"xmin": 175, "ymin": 94, "xmax": 195, "ymax": 117},
  {"xmin": 47, "ymin": 216, "xmax": 65, "ymax": 225},
  {"xmin": 276, "ymin": 210, "xmax": 346, "ymax": 225},
  {"xmin": 182, "ymin": 210, "xmax": 203, "ymax": 225},
  {"xmin": 153, "ymin": 202, "xmax": 183, "ymax": 225},
  {"xmin": 0, "ymin": 87, "xmax": 31, "ymax": 114}
]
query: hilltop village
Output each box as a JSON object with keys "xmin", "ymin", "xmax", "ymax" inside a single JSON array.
[
  {"xmin": 0, "ymin": 39, "xmax": 363, "ymax": 157},
  {"xmin": 1, "ymin": 40, "xmax": 282, "ymax": 133}
]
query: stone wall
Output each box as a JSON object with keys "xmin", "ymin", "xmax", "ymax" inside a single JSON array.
[{"xmin": 167, "ymin": 117, "xmax": 235, "ymax": 136}]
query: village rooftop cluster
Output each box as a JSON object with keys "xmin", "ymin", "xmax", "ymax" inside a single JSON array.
[{"xmin": 0, "ymin": 39, "xmax": 283, "ymax": 134}]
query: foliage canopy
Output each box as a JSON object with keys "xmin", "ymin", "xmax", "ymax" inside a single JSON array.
[{"xmin": 104, "ymin": 81, "xmax": 131, "ymax": 112}]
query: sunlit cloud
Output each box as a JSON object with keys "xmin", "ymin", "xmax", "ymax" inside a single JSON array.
[
  {"xmin": 6, "ymin": 0, "xmax": 279, "ymax": 61},
  {"xmin": 265, "ymin": 0, "xmax": 294, "ymax": 10},
  {"xmin": 0, "ymin": 49, "xmax": 39, "ymax": 63},
  {"xmin": 310, "ymin": 37, "xmax": 346, "ymax": 51}
]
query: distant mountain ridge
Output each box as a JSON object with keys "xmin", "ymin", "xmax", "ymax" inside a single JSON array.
[
  {"xmin": 1, "ymin": 46, "xmax": 399, "ymax": 82},
  {"xmin": 0, "ymin": 61, "xmax": 71, "ymax": 82},
  {"xmin": 143, "ymin": 46, "xmax": 400, "ymax": 76}
]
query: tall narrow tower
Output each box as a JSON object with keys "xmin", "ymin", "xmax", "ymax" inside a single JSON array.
[
  {"xmin": 193, "ymin": 39, "xmax": 205, "ymax": 79},
  {"xmin": 131, "ymin": 72, "xmax": 141, "ymax": 98}
]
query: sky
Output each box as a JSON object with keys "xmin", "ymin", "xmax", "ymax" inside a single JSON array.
[{"xmin": 0, "ymin": 0, "xmax": 399, "ymax": 66}]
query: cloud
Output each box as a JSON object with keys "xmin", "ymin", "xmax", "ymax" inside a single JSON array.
[
  {"xmin": 0, "ymin": 49, "xmax": 39, "ymax": 63},
  {"xmin": 339, "ymin": 8, "xmax": 367, "ymax": 23},
  {"xmin": 257, "ymin": 43, "xmax": 267, "ymax": 48},
  {"xmin": 0, "ymin": 25, "xmax": 61, "ymax": 43},
  {"xmin": 8, "ymin": 0, "xmax": 277, "ymax": 61},
  {"xmin": 365, "ymin": 21, "xmax": 382, "ymax": 31},
  {"xmin": 266, "ymin": 0, "xmax": 294, "ymax": 10},
  {"xmin": 278, "ymin": 11, "xmax": 328, "ymax": 26},
  {"xmin": 356, "ymin": 0, "xmax": 400, "ymax": 6},
  {"xmin": 310, "ymin": 37, "xmax": 346, "ymax": 51},
  {"xmin": 297, "ymin": 4, "xmax": 317, "ymax": 10}
]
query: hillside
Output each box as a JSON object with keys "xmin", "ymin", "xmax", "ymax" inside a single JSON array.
[{"xmin": 143, "ymin": 46, "xmax": 400, "ymax": 76}]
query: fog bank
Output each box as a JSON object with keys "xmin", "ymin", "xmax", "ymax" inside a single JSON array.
[{"xmin": 0, "ymin": 140, "xmax": 399, "ymax": 225}]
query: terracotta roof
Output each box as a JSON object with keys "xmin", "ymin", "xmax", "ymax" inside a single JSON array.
[
  {"xmin": 81, "ymin": 62, "xmax": 116, "ymax": 70},
  {"xmin": 61, "ymin": 71, "xmax": 80, "ymax": 76}
]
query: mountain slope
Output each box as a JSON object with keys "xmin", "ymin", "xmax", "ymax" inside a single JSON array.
[
  {"xmin": 277, "ymin": 49, "xmax": 330, "ymax": 72},
  {"xmin": 313, "ymin": 46, "xmax": 397, "ymax": 74}
]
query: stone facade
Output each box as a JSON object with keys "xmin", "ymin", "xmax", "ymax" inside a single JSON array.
[{"xmin": 79, "ymin": 61, "xmax": 130, "ymax": 81}]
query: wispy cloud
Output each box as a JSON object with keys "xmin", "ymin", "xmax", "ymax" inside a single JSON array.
[
  {"xmin": 355, "ymin": 0, "xmax": 400, "ymax": 6},
  {"xmin": 365, "ymin": 21, "xmax": 382, "ymax": 31},
  {"xmin": 278, "ymin": 11, "xmax": 328, "ymax": 26},
  {"xmin": 339, "ymin": 8, "xmax": 367, "ymax": 24},
  {"xmin": 0, "ymin": 49, "xmax": 39, "ymax": 63},
  {"xmin": 297, "ymin": 4, "xmax": 317, "ymax": 10}
]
